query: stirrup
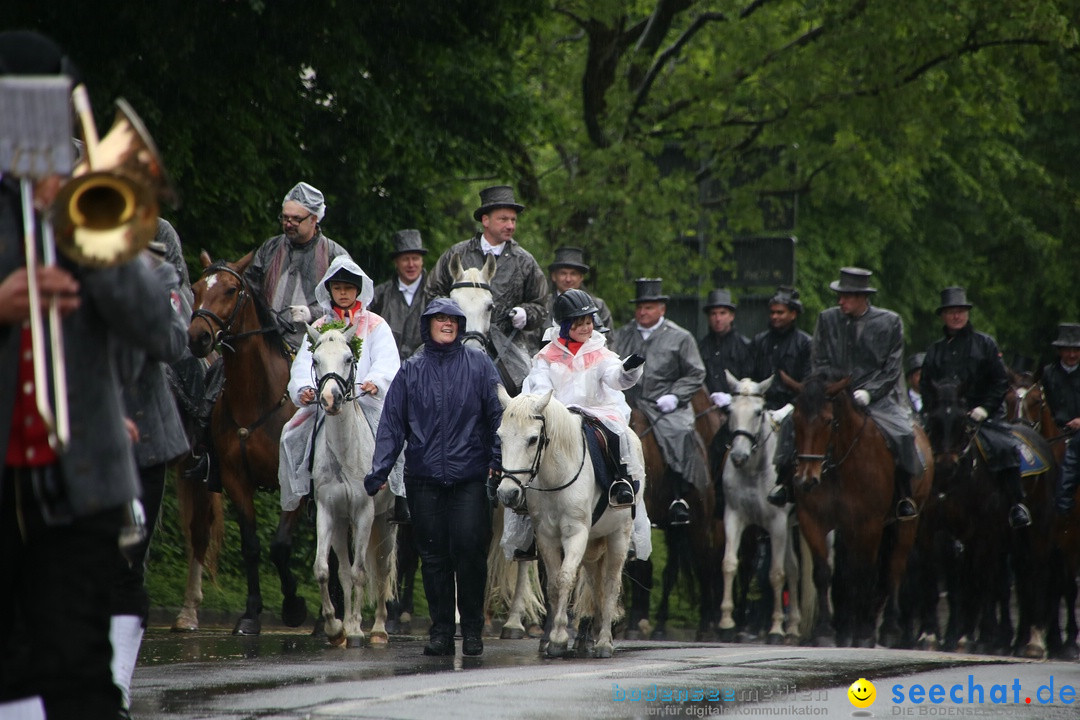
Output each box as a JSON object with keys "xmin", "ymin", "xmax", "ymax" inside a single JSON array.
[
  {"xmin": 608, "ymin": 479, "xmax": 636, "ymax": 509},
  {"xmin": 668, "ymin": 498, "xmax": 690, "ymax": 526},
  {"xmin": 766, "ymin": 483, "xmax": 790, "ymax": 508},
  {"xmin": 1008, "ymin": 502, "xmax": 1032, "ymax": 529},
  {"xmin": 896, "ymin": 497, "xmax": 919, "ymax": 521}
]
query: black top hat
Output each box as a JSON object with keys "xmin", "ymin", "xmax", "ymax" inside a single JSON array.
[
  {"xmin": 548, "ymin": 246, "xmax": 590, "ymax": 273},
  {"xmin": 829, "ymin": 267, "xmax": 877, "ymax": 294},
  {"xmin": 935, "ymin": 286, "xmax": 973, "ymax": 314},
  {"xmin": 1052, "ymin": 323, "xmax": 1080, "ymax": 348},
  {"xmin": 629, "ymin": 278, "xmax": 669, "ymax": 304},
  {"xmin": 703, "ymin": 288, "xmax": 737, "ymax": 312},
  {"xmin": 473, "ymin": 185, "xmax": 525, "ymax": 222},
  {"xmin": 907, "ymin": 352, "xmax": 926, "ymax": 374},
  {"xmin": 390, "ymin": 229, "xmax": 427, "ymax": 257},
  {"xmin": 769, "ymin": 285, "xmax": 803, "ymax": 313}
]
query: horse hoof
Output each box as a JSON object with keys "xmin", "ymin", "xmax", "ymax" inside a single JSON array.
[
  {"xmin": 1057, "ymin": 643, "xmax": 1080, "ymax": 661},
  {"xmin": 813, "ymin": 635, "xmax": 835, "ymax": 648},
  {"xmin": 1020, "ymin": 643, "xmax": 1046, "ymax": 660},
  {"xmin": 917, "ymin": 637, "xmax": 939, "ymax": 652},
  {"xmin": 233, "ymin": 617, "xmax": 261, "ymax": 635},
  {"xmin": 649, "ymin": 629, "xmax": 667, "ymax": 641},
  {"xmin": 385, "ymin": 618, "xmax": 402, "ymax": 635},
  {"xmin": 767, "ymin": 633, "xmax": 784, "ymax": 646},
  {"xmin": 718, "ymin": 627, "xmax": 736, "ymax": 643},
  {"xmin": 281, "ymin": 596, "xmax": 308, "ymax": 628},
  {"xmin": 170, "ymin": 619, "xmax": 198, "ymax": 633},
  {"xmin": 785, "ymin": 633, "xmax": 800, "ymax": 646},
  {"xmin": 369, "ymin": 631, "xmax": 389, "ymax": 646},
  {"xmin": 346, "ymin": 635, "xmax": 366, "ymax": 649},
  {"xmin": 854, "ymin": 636, "xmax": 875, "ymax": 649},
  {"xmin": 593, "ymin": 644, "xmax": 613, "ymax": 659},
  {"xmin": 501, "ymin": 626, "xmax": 526, "ymax": 640},
  {"xmin": 546, "ymin": 641, "xmax": 569, "ymax": 658},
  {"xmin": 736, "ymin": 631, "xmax": 758, "ymax": 644}
]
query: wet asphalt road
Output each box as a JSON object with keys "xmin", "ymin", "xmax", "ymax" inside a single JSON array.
[{"xmin": 129, "ymin": 626, "xmax": 1080, "ymax": 720}]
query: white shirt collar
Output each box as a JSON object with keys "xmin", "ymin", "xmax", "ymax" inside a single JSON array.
[
  {"xmin": 398, "ymin": 275, "xmax": 422, "ymax": 306},
  {"xmin": 480, "ymin": 235, "xmax": 506, "ymax": 256},
  {"xmin": 637, "ymin": 316, "xmax": 665, "ymax": 340}
]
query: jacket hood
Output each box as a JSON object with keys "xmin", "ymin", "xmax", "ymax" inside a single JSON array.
[
  {"xmin": 420, "ymin": 297, "xmax": 468, "ymax": 347},
  {"xmin": 315, "ymin": 256, "xmax": 373, "ymax": 311}
]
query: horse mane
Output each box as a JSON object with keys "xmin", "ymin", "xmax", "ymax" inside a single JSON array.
[
  {"xmin": 797, "ymin": 373, "xmax": 832, "ymax": 417},
  {"xmin": 208, "ymin": 259, "xmax": 291, "ymax": 358}
]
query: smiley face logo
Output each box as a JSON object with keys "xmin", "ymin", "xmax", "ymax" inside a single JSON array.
[{"xmin": 847, "ymin": 677, "xmax": 876, "ymax": 708}]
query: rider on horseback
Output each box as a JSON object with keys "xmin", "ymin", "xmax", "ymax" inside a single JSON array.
[
  {"xmin": 1044, "ymin": 323, "xmax": 1080, "ymax": 514},
  {"xmin": 810, "ymin": 268, "xmax": 921, "ymax": 521},
  {"xmin": 921, "ymin": 287, "xmax": 1032, "ymax": 528}
]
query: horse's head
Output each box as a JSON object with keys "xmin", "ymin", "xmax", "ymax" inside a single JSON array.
[
  {"xmin": 724, "ymin": 370, "xmax": 773, "ymax": 468},
  {"xmin": 495, "ymin": 387, "xmax": 552, "ymax": 510},
  {"xmin": 188, "ymin": 250, "xmax": 254, "ymax": 358},
  {"xmin": 307, "ymin": 324, "xmax": 359, "ymax": 415},
  {"xmin": 449, "ymin": 253, "xmax": 497, "ymax": 352},
  {"xmin": 790, "ymin": 373, "xmax": 849, "ymax": 490},
  {"xmin": 925, "ymin": 378, "xmax": 971, "ymax": 473}
]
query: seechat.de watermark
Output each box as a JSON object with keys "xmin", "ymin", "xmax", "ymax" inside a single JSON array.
[{"xmin": 888, "ymin": 674, "xmax": 1077, "ymax": 710}]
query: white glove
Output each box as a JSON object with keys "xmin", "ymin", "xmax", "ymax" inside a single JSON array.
[
  {"xmin": 969, "ymin": 406, "xmax": 988, "ymax": 422},
  {"xmin": 710, "ymin": 391, "xmax": 732, "ymax": 408},
  {"xmin": 656, "ymin": 394, "xmax": 678, "ymax": 413},
  {"xmin": 510, "ymin": 306, "xmax": 527, "ymax": 330},
  {"xmin": 288, "ymin": 304, "xmax": 312, "ymax": 323},
  {"xmin": 853, "ymin": 389, "xmax": 871, "ymax": 407}
]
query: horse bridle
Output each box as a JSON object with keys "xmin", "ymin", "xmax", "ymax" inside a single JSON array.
[
  {"xmin": 312, "ymin": 356, "xmax": 358, "ymax": 405},
  {"xmin": 449, "ymin": 280, "xmax": 503, "ymax": 354},
  {"xmin": 727, "ymin": 388, "xmax": 772, "ymax": 454},
  {"xmin": 796, "ymin": 393, "xmax": 870, "ymax": 475},
  {"xmin": 191, "ymin": 263, "xmax": 274, "ymax": 350},
  {"xmin": 496, "ymin": 412, "xmax": 587, "ymax": 494}
]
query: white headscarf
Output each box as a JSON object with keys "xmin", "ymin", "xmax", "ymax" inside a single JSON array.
[{"xmin": 282, "ymin": 181, "xmax": 326, "ymax": 220}]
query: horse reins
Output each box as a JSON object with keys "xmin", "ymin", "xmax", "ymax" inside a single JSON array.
[
  {"xmin": 191, "ymin": 263, "xmax": 277, "ymax": 351},
  {"xmin": 497, "ymin": 412, "xmax": 587, "ymax": 494},
  {"xmin": 796, "ymin": 395, "xmax": 870, "ymax": 473},
  {"xmin": 727, "ymin": 388, "xmax": 772, "ymax": 454}
]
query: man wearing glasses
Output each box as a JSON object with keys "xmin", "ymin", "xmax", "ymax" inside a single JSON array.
[{"xmin": 246, "ymin": 181, "xmax": 350, "ymax": 351}]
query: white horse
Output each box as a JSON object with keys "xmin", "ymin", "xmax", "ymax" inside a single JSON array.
[
  {"xmin": 496, "ymin": 389, "xmax": 641, "ymax": 658},
  {"xmin": 448, "ymin": 254, "xmax": 546, "ymax": 639},
  {"xmin": 719, "ymin": 371, "xmax": 801, "ymax": 644},
  {"xmin": 307, "ymin": 325, "xmax": 396, "ymax": 646}
]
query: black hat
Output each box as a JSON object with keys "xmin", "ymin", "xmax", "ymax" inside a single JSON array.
[
  {"xmin": 552, "ymin": 289, "xmax": 599, "ymax": 323},
  {"xmin": 390, "ymin": 229, "xmax": 427, "ymax": 257},
  {"xmin": 473, "ymin": 185, "xmax": 525, "ymax": 222},
  {"xmin": 323, "ymin": 267, "xmax": 364, "ymax": 292},
  {"xmin": 1052, "ymin": 323, "xmax": 1080, "ymax": 348},
  {"xmin": 907, "ymin": 352, "xmax": 925, "ymax": 374},
  {"xmin": 548, "ymin": 246, "xmax": 589, "ymax": 273},
  {"xmin": 703, "ymin": 288, "xmax": 737, "ymax": 312},
  {"xmin": 829, "ymin": 267, "xmax": 877, "ymax": 294},
  {"xmin": 629, "ymin": 278, "xmax": 669, "ymax": 304},
  {"xmin": 769, "ymin": 285, "xmax": 803, "ymax": 313},
  {"xmin": 935, "ymin": 286, "xmax": 973, "ymax": 314}
]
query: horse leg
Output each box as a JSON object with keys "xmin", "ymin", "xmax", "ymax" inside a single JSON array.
[
  {"xmin": 172, "ymin": 474, "xmax": 221, "ymax": 632},
  {"xmin": 232, "ymin": 495, "xmax": 263, "ymax": 635},
  {"xmin": 718, "ymin": 511, "xmax": 743, "ymax": 641},
  {"xmin": 173, "ymin": 555, "xmax": 205, "ymax": 633},
  {"xmin": 651, "ymin": 527, "xmax": 684, "ymax": 640},
  {"xmin": 800, "ymin": 521, "xmax": 834, "ymax": 646},
  {"xmin": 367, "ymin": 513, "xmax": 396, "ymax": 644},
  {"xmin": 269, "ymin": 508, "xmax": 308, "ymax": 628},
  {"xmin": 782, "ymin": 517, "xmax": 801, "ymax": 643},
  {"xmin": 594, "ymin": 529, "xmax": 631, "ymax": 658},
  {"xmin": 543, "ymin": 530, "xmax": 588, "ymax": 658},
  {"xmin": 314, "ymin": 505, "xmax": 344, "ymax": 645},
  {"xmin": 388, "ymin": 524, "xmax": 418, "ymax": 634},
  {"xmin": 623, "ymin": 558, "xmax": 652, "ymax": 639},
  {"xmin": 343, "ymin": 510, "xmax": 368, "ymax": 647},
  {"xmin": 766, "ymin": 517, "xmax": 788, "ymax": 644}
]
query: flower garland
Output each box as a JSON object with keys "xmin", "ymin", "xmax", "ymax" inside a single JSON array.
[{"xmin": 307, "ymin": 318, "xmax": 363, "ymax": 361}]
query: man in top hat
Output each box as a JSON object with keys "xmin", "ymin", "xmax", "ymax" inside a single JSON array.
[
  {"xmin": 697, "ymin": 288, "xmax": 753, "ymax": 517},
  {"xmin": 810, "ymin": 267, "xmax": 921, "ymax": 520},
  {"xmin": 920, "ymin": 286, "xmax": 1032, "ymax": 527},
  {"xmin": 246, "ymin": 181, "xmax": 351, "ymax": 352},
  {"xmin": 545, "ymin": 246, "xmax": 613, "ymax": 336},
  {"xmin": 1040, "ymin": 323, "xmax": 1080, "ymax": 514},
  {"xmin": 907, "ymin": 352, "xmax": 927, "ymax": 425},
  {"xmin": 425, "ymin": 185, "xmax": 549, "ymax": 362},
  {"xmin": 612, "ymin": 279, "xmax": 708, "ymax": 525},
  {"xmin": 370, "ymin": 229, "xmax": 429, "ymax": 362},
  {"xmin": 751, "ymin": 285, "xmax": 812, "ymax": 507}
]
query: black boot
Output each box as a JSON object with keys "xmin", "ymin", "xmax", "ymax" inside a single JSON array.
[
  {"xmin": 390, "ymin": 494, "xmax": 411, "ymax": 525},
  {"xmin": 609, "ymin": 479, "xmax": 636, "ymax": 508},
  {"xmin": 894, "ymin": 467, "xmax": 919, "ymax": 521},
  {"xmin": 767, "ymin": 464, "xmax": 794, "ymax": 508},
  {"xmin": 1003, "ymin": 467, "xmax": 1032, "ymax": 529},
  {"xmin": 513, "ymin": 540, "xmax": 537, "ymax": 562}
]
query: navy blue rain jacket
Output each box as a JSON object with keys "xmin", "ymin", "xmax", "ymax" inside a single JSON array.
[{"xmin": 366, "ymin": 297, "xmax": 503, "ymax": 489}]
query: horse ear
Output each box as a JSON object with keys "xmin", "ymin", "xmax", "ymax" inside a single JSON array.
[
  {"xmin": 450, "ymin": 253, "xmax": 464, "ymax": 279},
  {"xmin": 778, "ymin": 370, "xmax": 802, "ymax": 393},
  {"xmin": 826, "ymin": 376, "xmax": 850, "ymax": 397},
  {"xmin": 234, "ymin": 250, "xmax": 255, "ymax": 273},
  {"xmin": 497, "ymin": 384, "xmax": 513, "ymax": 409},
  {"xmin": 306, "ymin": 323, "xmax": 320, "ymax": 344},
  {"xmin": 482, "ymin": 253, "xmax": 497, "ymax": 282},
  {"xmin": 534, "ymin": 389, "xmax": 553, "ymax": 413},
  {"xmin": 199, "ymin": 250, "xmax": 212, "ymax": 268},
  {"xmin": 724, "ymin": 369, "xmax": 740, "ymax": 389},
  {"xmin": 343, "ymin": 323, "xmax": 358, "ymax": 342}
]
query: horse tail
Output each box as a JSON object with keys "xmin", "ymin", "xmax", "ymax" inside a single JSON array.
[
  {"xmin": 176, "ymin": 471, "xmax": 224, "ymax": 579},
  {"xmin": 366, "ymin": 512, "xmax": 398, "ymax": 608},
  {"xmin": 485, "ymin": 512, "xmax": 546, "ymax": 625}
]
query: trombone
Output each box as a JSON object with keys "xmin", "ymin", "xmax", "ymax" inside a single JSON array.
[{"xmin": 1, "ymin": 78, "xmax": 174, "ymax": 451}]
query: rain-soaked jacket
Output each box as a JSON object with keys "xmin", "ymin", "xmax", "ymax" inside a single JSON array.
[
  {"xmin": 366, "ymin": 297, "xmax": 503, "ymax": 487},
  {"xmin": 279, "ymin": 257, "xmax": 401, "ymax": 510},
  {"xmin": 812, "ymin": 305, "xmax": 920, "ymax": 474}
]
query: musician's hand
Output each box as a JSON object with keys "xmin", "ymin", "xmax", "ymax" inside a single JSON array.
[
  {"xmin": 0, "ymin": 267, "xmax": 80, "ymax": 324},
  {"xmin": 33, "ymin": 175, "xmax": 63, "ymax": 211},
  {"xmin": 359, "ymin": 380, "xmax": 378, "ymax": 396},
  {"xmin": 299, "ymin": 387, "xmax": 316, "ymax": 405}
]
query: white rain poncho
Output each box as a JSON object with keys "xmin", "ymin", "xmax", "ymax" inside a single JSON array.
[
  {"xmin": 501, "ymin": 328, "xmax": 653, "ymax": 560},
  {"xmin": 279, "ymin": 257, "xmax": 403, "ymax": 511}
]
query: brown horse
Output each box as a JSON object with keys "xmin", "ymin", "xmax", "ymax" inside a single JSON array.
[
  {"xmin": 1017, "ymin": 383, "xmax": 1080, "ymax": 659},
  {"xmin": 786, "ymin": 372, "xmax": 931, "ymax": 647},
  {"xmin": 625, "ymin": 386, "xmax": 724, "ymax": 640},
  {"xmin": 184, "ymin": 251, "xmax": 306, "ymax": 634}
]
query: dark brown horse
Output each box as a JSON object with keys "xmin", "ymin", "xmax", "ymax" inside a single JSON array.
[
  {"xmin": 625, "ymin": 386, "xmax": 724, "ymax": 640},
  {"xmin": 185, "ymin": 251, "xmax": 305, "ymax": 634},
  {"xmin": 1017, "ymin": 382, "xmax": 1079, "ymax": 659},
  {"xmin": 787, "ymin": 373, "xmax": 931, "ymax": 647},
  {"xmin": 925, "ymin": 379, "xmax": 1057, "ymax": 657}
]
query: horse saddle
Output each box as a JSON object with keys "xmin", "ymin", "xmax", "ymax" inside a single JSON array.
[
  {"xmin": 569, "ymin": 409, "xmax": 625, "ymax": 486},
  {"xmin": 973, "ymin": 427, "xmax": 1051, "ymax": 477}
]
